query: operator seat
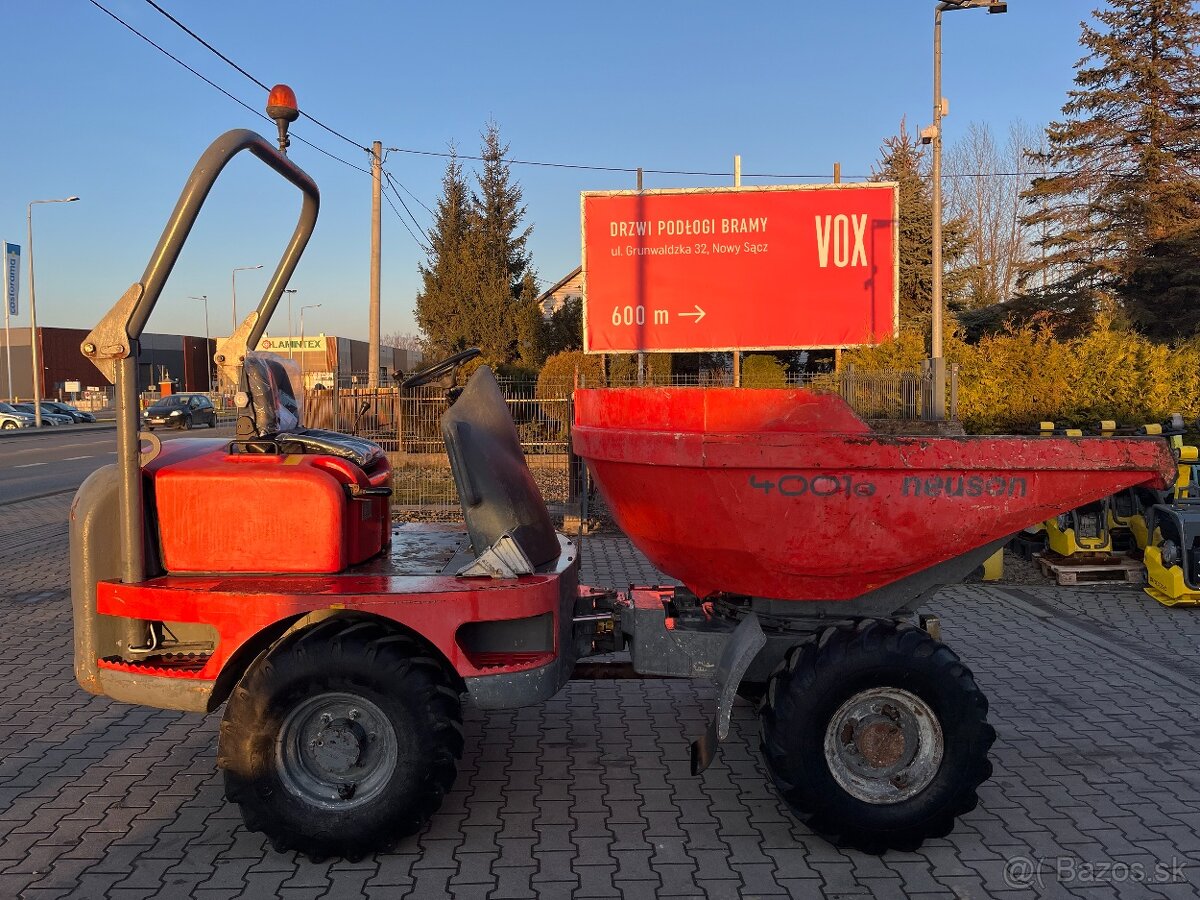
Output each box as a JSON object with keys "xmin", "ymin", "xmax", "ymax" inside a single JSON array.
[{"xmin": 240, "ymin": 353, "xmax": 385, "ymax": 469}]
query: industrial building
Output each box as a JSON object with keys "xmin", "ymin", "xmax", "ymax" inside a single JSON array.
[
  {"xmin": 2, "ymin": 326, "xmax": 422, "ymax": 403},
  {"xmin": 2, "ymin": 326, "xmax": 213, "ymax": 402},
  {"xmin": 244, "ymin": 333, "xmax": 423, "ymax": 389}
]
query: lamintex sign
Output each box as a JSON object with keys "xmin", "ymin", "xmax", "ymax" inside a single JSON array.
[
  {"xmin": 257, "ymin": 335, "xmax": 326, "ymax": 353},
  {"xmin": 581, "ymin": 183, "xmax": 898, "ymax": 353}
]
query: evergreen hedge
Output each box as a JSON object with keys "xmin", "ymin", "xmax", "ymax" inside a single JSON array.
[{"xmin": 845, "ymin": 320, "xmax": 1200, "ymax": 434}]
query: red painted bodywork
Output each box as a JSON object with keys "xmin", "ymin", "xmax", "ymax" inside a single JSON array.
[
  {"xmin": 573, "ymin": 387, "xmax": 1176, "ymax": 602},
  {"xmin": 146, "ymin": 440, "xmax": 390, "ymax": 574},
  {"xmin": 95, "ymin": 567, "xmax": 566, "ymax": 682}
]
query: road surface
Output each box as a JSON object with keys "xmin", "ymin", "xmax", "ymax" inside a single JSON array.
[{"xmin": 0, "ymin": 423, "xmax": 233, "ymax": 505}]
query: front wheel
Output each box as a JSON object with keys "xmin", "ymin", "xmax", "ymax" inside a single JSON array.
[
  {"xmin": 2, "ymin": 421, "xmax": 15, "ymax": 430},
  {"xmin": 181, "ymin": 415, "xmax": 192, "ymax": 430},
  {"xmin": 219, "ymin": 618, "xmax": 464, "ymax": 860},
  {"xmin": 760, "ymin": 619, "xmax": 994, "ymax": 853}
]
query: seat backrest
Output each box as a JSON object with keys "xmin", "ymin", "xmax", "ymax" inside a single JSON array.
[
  {"xmin": 441, "ymin": 366, "xmax": 560, "ymax": 568},
  {"xmin": 244, "ymin": 352, "xmax": 302, "ymax": 435}
]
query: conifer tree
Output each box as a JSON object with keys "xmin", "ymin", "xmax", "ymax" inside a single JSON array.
[
  {"xmin": 1020, "ymin": 0, "xmax": 1200, "ymax": 338},
  {"xmin": 415, "ymin": 151, "xmax": 476, "ymax": 356},
  {"xmin": 469, "ymin": 121, "xmax": 534, "ymax": 365}
]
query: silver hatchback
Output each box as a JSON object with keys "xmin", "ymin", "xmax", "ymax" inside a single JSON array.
[{"xmin": 0, "ymin": 402, "xmax": 37, "ymax": 429}]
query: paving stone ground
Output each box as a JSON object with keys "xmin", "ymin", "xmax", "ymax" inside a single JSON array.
[{"xmin": 1, "ymin": 494, "xmax": 1199, "ymax": 898}]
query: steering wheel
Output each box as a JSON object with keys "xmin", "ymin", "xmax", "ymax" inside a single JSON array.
[{"xmin": 401, "ymin": 348, "xmax": 482, "ymax": 389}]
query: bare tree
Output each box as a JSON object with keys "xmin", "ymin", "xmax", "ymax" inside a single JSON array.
[
  {"xmin": 382, "ymin": 330, "xmax": 424, "ymax": 351},
  {"xmin": 945, "ymin": 120, "xmax": 1041, "ymax": 309}
]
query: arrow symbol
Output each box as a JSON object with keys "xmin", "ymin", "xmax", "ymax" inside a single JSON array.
[{"xmin": 678, "ymin": 305, "xmax": 706, "ymax": 323}]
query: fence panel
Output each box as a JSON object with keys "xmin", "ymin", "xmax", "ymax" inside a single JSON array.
[{"xmin": 303, "ymin": 366, "xmax": 950, "ymax": 523}]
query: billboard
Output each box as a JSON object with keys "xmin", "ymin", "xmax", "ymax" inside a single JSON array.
[
  {"xmin": 4, "ymin": 243, "xmax": 19, "ymax": 317},
  {"xmin": 581, "ymin": 183, "xmax": 898, "ymax": 353}
]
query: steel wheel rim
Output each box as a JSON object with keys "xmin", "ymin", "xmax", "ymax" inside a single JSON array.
[
  {"xmin": 823, "ymin": 686, "xmax": 944, "ymax": 804},
  {"xmin": 276, "ymin": 691, "xmax": 399, "ymax": 810}
]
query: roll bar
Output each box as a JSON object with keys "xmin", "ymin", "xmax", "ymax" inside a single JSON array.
[{"xmin": 81, "ymin": 128, "xmax": 320, "ymax": 587}]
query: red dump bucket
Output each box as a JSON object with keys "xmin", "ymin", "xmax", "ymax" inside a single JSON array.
[{"xmin": 573, "ymin": 388, "xmax": 1174, "ymax": 603}]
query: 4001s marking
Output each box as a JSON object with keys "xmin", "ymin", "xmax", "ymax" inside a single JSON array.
[{"xmin": 749, "ymin": 474, "xmax": 876, "ymax": 498}]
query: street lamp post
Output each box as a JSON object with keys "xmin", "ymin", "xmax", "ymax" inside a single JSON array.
[
  {"xmin": 299, "ymin": 303, "xmax": 322, "ymax": 384},
  {"xmin": 930, "ymin": 0, "xmax": 1006, "ymax": 420},
  {"xmin": 231, "ymin": 264, "xmax": 263, "ymax": 332},
  {"xmin": 28, "ymin": 196, "xmax": 79, "ymax": 426},
  {"xmin": 282, "ymin": 288, "xmax": 298, "ymax": 360},
  {"xmin": 188, "ymin": 295, "xmax": 212, "ymax": 392}
]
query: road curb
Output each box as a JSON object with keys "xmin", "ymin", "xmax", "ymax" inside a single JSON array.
[{"xmin": 0, "ymin": 422, "xmax": 116, "ymax": 440}]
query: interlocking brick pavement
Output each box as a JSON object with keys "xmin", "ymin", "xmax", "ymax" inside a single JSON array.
[{"xmin": 0, "ymin": 496, "xmax": 1198, "ymax": 898}]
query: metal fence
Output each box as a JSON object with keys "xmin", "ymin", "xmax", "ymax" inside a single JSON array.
[{"xmin": 303, "ymin": 366, "xmax": 953, "ymax": 523}]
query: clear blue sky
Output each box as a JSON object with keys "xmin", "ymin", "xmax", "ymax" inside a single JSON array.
[{"xmin": 1, "ymin": 0, "xmax": 1097, "ymax": 344}]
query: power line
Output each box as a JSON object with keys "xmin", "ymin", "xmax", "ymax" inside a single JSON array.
[
  {"xmin": 142, "ymin": 0, "xmax": 268, "ymax": 91},
  {"xmin": 384, "ymin": 145, "xmax": 1059, "ymax": 181},
  {"xmin": 385, "ymin": 177, "xmax": 429, "ymax": 240},
  {"xmin": 140, "ymin": 0, "xmax": 369, "ymax": 155},
  {"xmin": 387, "ymin": 171, "xmax": 435, "ymax": 217},
  {"xmin": 87, "ymin": 0, "xmax": 370, "ymax": 175},
  {"xmin": 96, "ymin": 1, "xmax": 1063, "ymax": 190},
  {"xmin": 378, "ymin": 175, "xmax": 431, "ymax": 253},
  {"xmin": 382, "ymin": 187, "xmax": 431, "ymax": 254},
  {"xmin": 87, "ymin": 1, "xmax": 264, "ymax": 127},
  {"xmin": 381, "ymin": 167, "xmax": 430, "ymax": 233}
]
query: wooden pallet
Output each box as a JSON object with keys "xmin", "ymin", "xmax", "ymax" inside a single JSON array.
[{"xmin": 1035, "ymin": 552, "xmax": 1145, "ymax": 586}]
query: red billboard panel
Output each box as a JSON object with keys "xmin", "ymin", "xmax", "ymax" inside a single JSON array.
[{"xmin": 581, "ymin": 183, "xmax": 898, "ymax": 353}]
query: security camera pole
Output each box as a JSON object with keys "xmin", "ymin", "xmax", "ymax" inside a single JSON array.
[{"xmin": 930, "ymin": 0, "xmax": 1007, "ymax": 420}]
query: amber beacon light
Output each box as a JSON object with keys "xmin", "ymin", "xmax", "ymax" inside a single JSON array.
[{"xmin": 266, "ymin": 84, "xmax": 300, "ymax": 153}]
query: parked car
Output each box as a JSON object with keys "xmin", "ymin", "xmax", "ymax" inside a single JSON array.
[
  {"xmin": 143, "ymin": 394, "xmax": 217, "ymax": 430},
  {"xmin": 0, "ymin": 402, "xmax": 36, "ymax": 429},
  {"xmin": 10, "ymin": 402, "xmax": 72, "ymax": 425},
  {"xmin": 43, "ymin": 401, "xmax": 96, "ymax": 423}
]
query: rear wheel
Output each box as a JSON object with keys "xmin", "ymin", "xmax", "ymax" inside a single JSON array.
[
  {"xmin": 760, "ymin": 619, "xmax": 994, "ymax": 853},
  {"xmin": 219, "ymin": 618, "xmax": 463, "ymax": 860}
]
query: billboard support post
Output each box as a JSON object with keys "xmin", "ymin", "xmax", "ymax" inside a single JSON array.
[
  {"xmin": 732, "ymin": 155, "xmax": 742, "ymax": 388},
  {"xmin": 833, "ymin": 162, "xmax": 842, "ymax": 374},
  {"xmin": 636, "ymin": 167, "xmax": 644, "ymax": 386}
]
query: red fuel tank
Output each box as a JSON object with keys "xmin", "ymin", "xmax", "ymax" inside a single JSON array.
[{"xmin": 147, "ymin": 439, "xmax": 390, "ymax": 574}]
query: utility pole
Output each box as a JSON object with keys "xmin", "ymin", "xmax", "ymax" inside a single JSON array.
[{"xmin": 369, "ymin": 140, "xmax": 382, "ymax": 389}]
